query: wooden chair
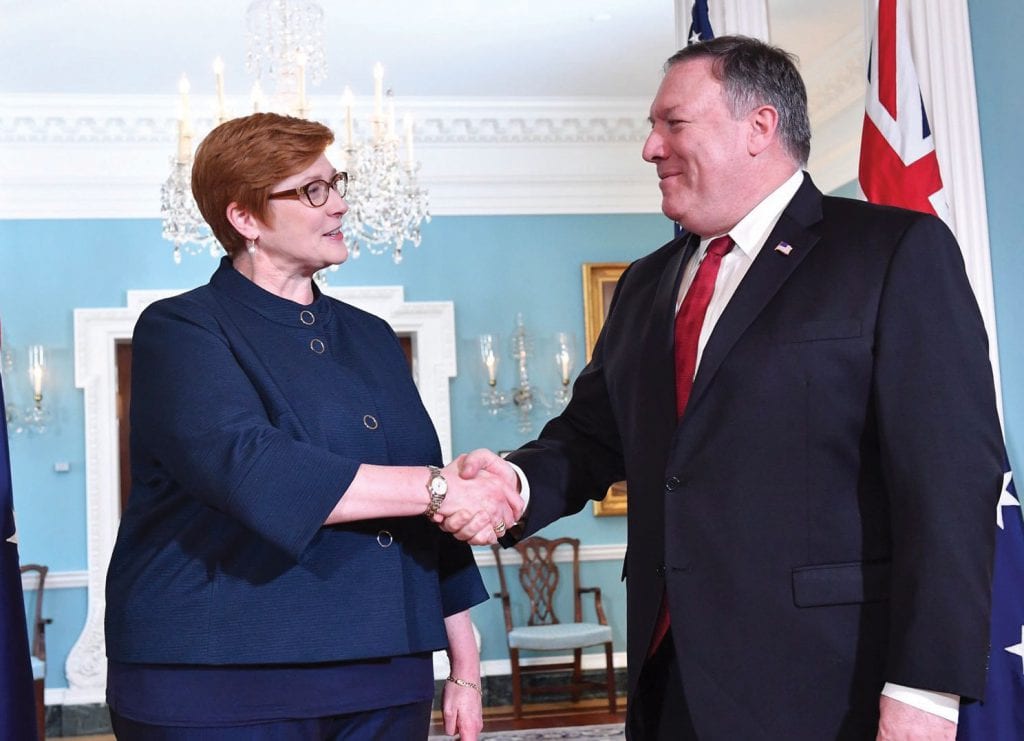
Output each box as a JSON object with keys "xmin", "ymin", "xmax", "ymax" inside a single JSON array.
[
  {"xmin": 491, "ymin": 536, "xmax": 617, "ymax": 718},
  {"xmin": 20, "ymin": 563, "xmax": 51, "ymax": 741}
]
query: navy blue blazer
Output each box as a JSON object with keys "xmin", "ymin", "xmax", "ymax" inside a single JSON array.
[
  {"xmin": 105, "ymin": 259, "xmax": 486, "ymax": 665},
  {"xmin": 507, "ymin": 176, "xmax": 1004, "ymax": 739}
]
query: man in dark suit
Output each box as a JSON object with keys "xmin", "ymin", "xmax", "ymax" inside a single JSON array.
[{"xmin": 450, "ymin": 36, "xmax": 1005, "ymax": 739}]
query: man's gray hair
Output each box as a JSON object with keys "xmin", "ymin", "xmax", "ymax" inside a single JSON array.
[{"xmin": 666, "ymin": 35, "xmax": 812, "ymax": 166}]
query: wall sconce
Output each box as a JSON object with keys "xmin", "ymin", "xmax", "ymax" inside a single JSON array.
[
  {"xmin": 22, "ymin": 345, "xmax": 51, "ymax": 434},
  {"xmin": 0, "ymin": 341, "xmax": 52, "ymax": 436},
  {"xmin": 478, "ymin": 314, "xmax": 576, "ymax": 434}
]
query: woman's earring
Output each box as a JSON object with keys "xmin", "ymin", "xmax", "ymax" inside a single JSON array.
[{"xmin": 246, "ymin": 238, "xmax": 257, "ymax": 255}]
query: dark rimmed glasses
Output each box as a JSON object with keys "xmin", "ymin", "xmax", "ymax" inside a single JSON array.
[{"xmin": 268, "ymin": 172, "xmax": 348, "ymax": 207}]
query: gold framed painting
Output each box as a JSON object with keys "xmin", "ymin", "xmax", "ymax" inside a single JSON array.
[{"xmin": 581, "ymin": 262, "xmax": 629, "ymax": 517}]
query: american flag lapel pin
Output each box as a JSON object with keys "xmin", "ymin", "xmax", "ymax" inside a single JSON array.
[{"xmin": 774, "ymin": 241, "xmax": 793, "ymax": 256}]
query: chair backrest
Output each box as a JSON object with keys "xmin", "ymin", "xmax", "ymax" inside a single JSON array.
[
  {"xmin": 492, "ymin": 536, "xmax": 582, "ymax": 627},
  {"xmin": 19, "ymin": 563, "xmax": 49, "ymax": 660}
]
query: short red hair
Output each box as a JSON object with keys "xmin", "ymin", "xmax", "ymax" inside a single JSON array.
[{"xmin": 191, "ymin": 113, "xmax": 335, "ymax": 256}]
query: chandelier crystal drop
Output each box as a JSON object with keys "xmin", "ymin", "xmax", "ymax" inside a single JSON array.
[
  {"xmin": 246, "ymin": 0, "xmax": 326, "ymax": 114},
  {"xmin": 160, "ymin": 159, "xmax": 220, "ymax": 264}
]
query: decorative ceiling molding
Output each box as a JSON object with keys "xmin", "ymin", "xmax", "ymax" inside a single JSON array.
[
  {"xmin": 0, "ymin": 96, "xmax": 653, "ymax": 145},
  {"xmin": 0, "ymin": 95, "xmax": 659, "ymax": 219}
]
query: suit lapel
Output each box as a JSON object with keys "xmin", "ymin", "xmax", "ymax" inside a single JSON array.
[
  {"xmin": 683, "ymin": 176, "xmax": 824, "ymax": 417},
  {"xmin": 649, "ymin": 232, "xmax": 698, "ymax": 429}
]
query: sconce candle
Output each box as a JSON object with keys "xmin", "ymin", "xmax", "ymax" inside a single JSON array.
[
  {"xmin": 478, "ymin": 334, "xmax": 508, "ymax": 416},
  {"xmin": 18, "ymin": 344, "xmax": 52, "ymax": 435},
  {"xmin": 28, "ymin": 345, "xmax": 45, "ymax": 400},
  {"xmin": 552, "ymin": 332, "xmax": 576, "ymax": 408}
]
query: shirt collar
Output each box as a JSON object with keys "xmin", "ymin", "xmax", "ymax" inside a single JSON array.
[{"xmin": 700, "ymin": 169, "xmax": 805, "ymax": 259}]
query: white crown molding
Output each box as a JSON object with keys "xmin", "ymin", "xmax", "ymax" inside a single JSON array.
[
  {"xmin": 64, "ymin": 287, "xmax": 457, "ymax": 705},
  {"xmin": 0, "ymin": 94, "xmax": 660, "ymax": 219}
]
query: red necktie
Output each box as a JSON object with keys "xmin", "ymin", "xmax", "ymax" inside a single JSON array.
[{"xmin": 648, "ymin": 235, "xmax": 734, "ymax": 658}]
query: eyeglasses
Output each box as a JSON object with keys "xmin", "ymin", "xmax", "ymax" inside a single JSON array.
[{"xmin": 268, "ymin": 172, "xmax": 348, "ymax": 208}]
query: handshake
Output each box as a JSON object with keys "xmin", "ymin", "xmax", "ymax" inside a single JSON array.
[{"xmin": 429, "ymin": 449, "xmax": 525, "ymax": 546}]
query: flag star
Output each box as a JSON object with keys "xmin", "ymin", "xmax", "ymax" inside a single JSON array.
[
  {"xmin": 996, "ymin": 470, "xmax": 1018, "ymax": 530},
  {"xmin": 1006, "ymin": 626, "xmax": 1024, "ymax": 674},
  {"xmin": 689, "ymin": 31, "xmax": 702, "ymax": 44}
]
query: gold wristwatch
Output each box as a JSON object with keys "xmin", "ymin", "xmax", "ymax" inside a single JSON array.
[{"xmin": 424, "ymin": 465, "xmax": 448, "ymax": 518}]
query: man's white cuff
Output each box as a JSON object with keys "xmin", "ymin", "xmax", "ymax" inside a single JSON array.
[
  {"xmin": 881, "ymin": 682, "xmax": 960, "ymax": 723},
  {"xmin": 505, "ymin": 460, "xmax": 530, "ymax": 511}
]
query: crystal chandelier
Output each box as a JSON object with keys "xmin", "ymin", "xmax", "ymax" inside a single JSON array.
[{"xmin": 160, "ymin": 0, "xmax": 430, "ymax": 269}]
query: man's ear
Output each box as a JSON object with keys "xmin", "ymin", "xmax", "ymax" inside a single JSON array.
[
  {"xmin": 747, "ymin": 104, "xmax": 780, "ymax": 157},
  {"xmin": 226, "ymin": 201, "xmax": 260, "ymax": 241}
]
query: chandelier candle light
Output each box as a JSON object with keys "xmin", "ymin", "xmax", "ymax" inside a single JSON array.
[{"xmin": 159, "ymin": 0, "xmax": 430, "ymax": 271}]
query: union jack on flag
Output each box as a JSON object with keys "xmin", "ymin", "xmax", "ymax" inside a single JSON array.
[{"xmin": 858, "ymin": 0, "xmax": 949, "ymax": 223}]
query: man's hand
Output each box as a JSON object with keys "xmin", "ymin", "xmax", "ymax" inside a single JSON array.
[
  {"xmin": 433, "ymin": 449, "xmax": 523, "ymax": 545},
  {"xmin": 877, "ymin": 695, "xmax": 956, "ymax": 741}
]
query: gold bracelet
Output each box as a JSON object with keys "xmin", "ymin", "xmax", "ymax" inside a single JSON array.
[{"xmin": 446, "ymin": 675, "xmax": 482, "ymax": 695}]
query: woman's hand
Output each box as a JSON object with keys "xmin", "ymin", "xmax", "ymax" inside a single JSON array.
[
  {"xmin": 444, "ymin": 610, "xmax": 484, "ymax": 740},
  {"xmin": 443, "ymin": 677, "xmax": 484, "ymax": 740}
]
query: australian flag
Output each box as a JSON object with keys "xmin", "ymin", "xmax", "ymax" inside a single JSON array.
[
  {"xmin": 957, "ymin": 468, "xmax": 1024, "ymax": 738},
  {"xmin": 0, "ymin": 368, "xmax": 38, "ymax": 738},
  {"xmin": 674, "ymin": 1, "xmax": 716, "ymax": 239}
]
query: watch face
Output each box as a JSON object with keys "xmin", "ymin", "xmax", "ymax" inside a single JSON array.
[{"xmin": 430, "ymin": 476, "xmax": 447, "ymax": 495}]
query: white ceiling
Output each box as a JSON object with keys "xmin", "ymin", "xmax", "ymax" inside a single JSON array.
[
  {"xmin": 1, "ymin": 1, "xmax": 674, "ymax": 98},
  {"xmin": 2, "ymin": 1, "xmax": 861, "ymax": 101}
]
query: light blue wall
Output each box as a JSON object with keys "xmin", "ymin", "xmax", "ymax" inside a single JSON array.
[
  {"xmin": 969, "ymin": 0, "xmax": 1024, "ymax": 475},
  {"xmin": 1, "ymin": 212, "xmax": 670, "ymax": 686}
]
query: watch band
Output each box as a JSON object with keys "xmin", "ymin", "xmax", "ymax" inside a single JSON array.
[{"xmin": 424, "ymin": 465, "xmax": 447, "ymax": 518}]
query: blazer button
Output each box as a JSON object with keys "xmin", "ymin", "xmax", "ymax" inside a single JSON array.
[
  {"xmin": 299, "ymin": 310, "xmax": 315, "ymax": 325},
  {"xmin": 656, "ymin": 563, "xmax": 666, "ymax": 577},
  {"xmin": 377, "ymin": 530, "xmax": 393, "ymax": 548},
  {"xmin": 310, "ymin": 338, "xmax": 326, "ymax": 354},
  {"xmin": 665, "ymin": 476, "xmax": 680, "ymax": 492}
]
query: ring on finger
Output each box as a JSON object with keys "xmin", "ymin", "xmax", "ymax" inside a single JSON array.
[{"xmin": 494, "ymin": 521, "xmax": 507, "ymax": 534}]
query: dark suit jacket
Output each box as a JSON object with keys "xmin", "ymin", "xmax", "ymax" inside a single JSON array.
[{"xmin": 506, "ymin": 175, "xmax": 1004, "ymax": 739}]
